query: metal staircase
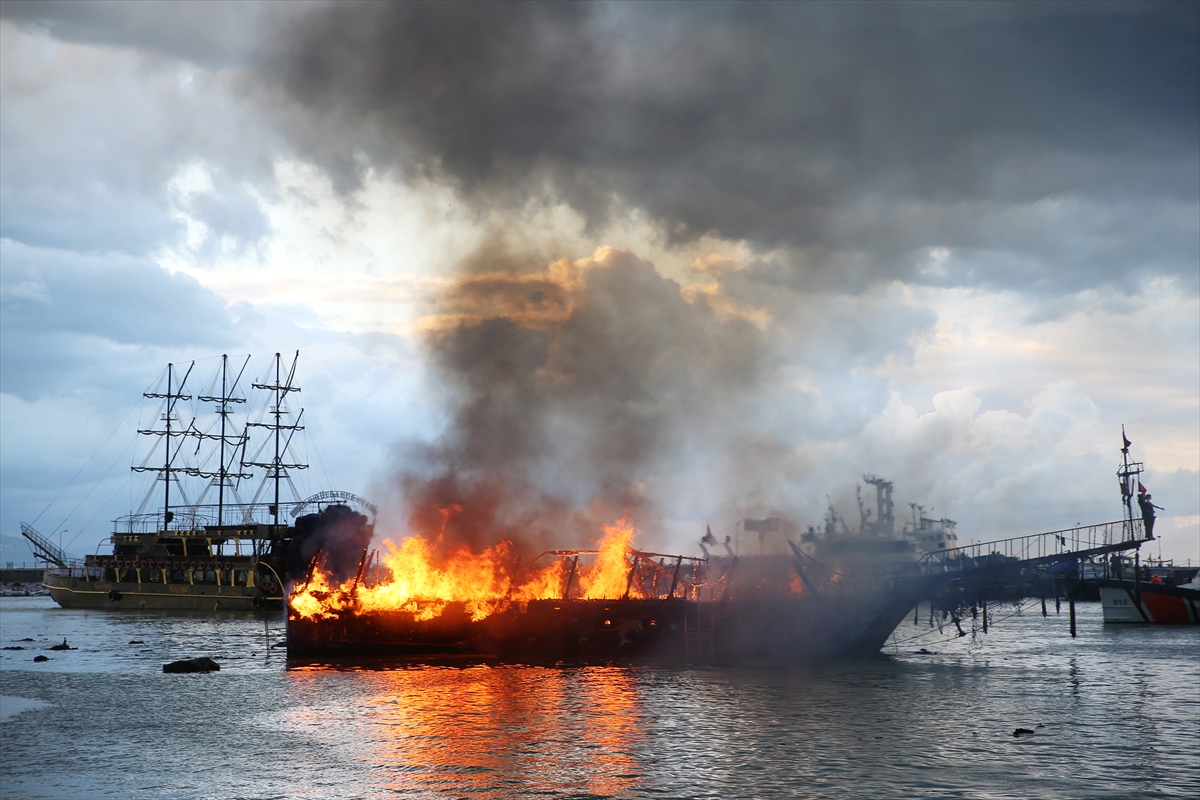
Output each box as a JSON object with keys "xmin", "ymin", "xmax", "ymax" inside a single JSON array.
[
  {"xmin": 20, "ymin": 523, "xmax": 68, "ymax": 568},
  {"xmin": 685, "ymin": 601, "xmax": 714, "ymax": 660}
]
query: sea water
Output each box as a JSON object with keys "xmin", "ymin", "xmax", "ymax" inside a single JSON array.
[{"xmin": 1, "ymin": 595, "xmax": 1196, "ymax": 799}]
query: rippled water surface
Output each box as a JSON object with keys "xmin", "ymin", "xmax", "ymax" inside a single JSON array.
[{"xmin": 1, "ymin": 596, "xmax": 1197, "ymax": 799}]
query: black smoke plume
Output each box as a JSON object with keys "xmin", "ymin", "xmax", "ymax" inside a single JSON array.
[
  {"xmin": 386, "ymin": 247, "xmax": 763, "ymax": 555},
  {"xmin": 290, "ymin": 504, "xmax": 374, "ymax": 583}
]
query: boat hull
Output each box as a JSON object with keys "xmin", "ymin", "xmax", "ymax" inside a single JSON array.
[
  {"xmin": 1097, "ymin": 579, "xmax": 1200, "ymax": 624},
  {"xmin": 287, "ymin": 589, "xmax": 924, "ymax": 664},
  {"xmin": 44, "ymin": 574, "xmax": 279, "ymax": 612}
]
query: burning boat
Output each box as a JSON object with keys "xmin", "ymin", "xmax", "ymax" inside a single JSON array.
[
  {"xmin": 285, "ymin": 453, "xmax": 1156, "ymax": 662},
  {"xmin": 286, "ymin": 516, "xmax": 938, "ymax": 664}
]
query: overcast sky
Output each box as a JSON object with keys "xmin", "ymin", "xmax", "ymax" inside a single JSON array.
[{"xmin": 1, "ymin": 1, "xmax": 1196, "ymax": 563}]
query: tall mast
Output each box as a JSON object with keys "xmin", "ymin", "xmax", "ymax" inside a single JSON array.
[
  {"xmin": 134, "ymin": 361, "xmax": 194, "ymax": 531},
  {"xmin": 219, "ymin": 356, "xmax": 230, "ymax": 521},
  {"xmin": 246, "ymin": 351, "xmax": 307, "ymax": 528},
  {"xmin": 197, "ymin": 354, "xmax": 252, "ymax": 527},
  {"xmin": 1117, "ymin": 425, "xmax": 1144, "ymax": 537}
]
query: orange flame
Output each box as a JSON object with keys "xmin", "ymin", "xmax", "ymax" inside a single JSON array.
[
  {"xmin": 578, "ymin": 519, "xmax": 640, "ymax": 599},
  {"xmin": 290, "ymin": 516, "xmax": 646, "ymax": 621},
  {"xmin": 787, "ymin": 568, "xmax": 805, "ymax": 598}
]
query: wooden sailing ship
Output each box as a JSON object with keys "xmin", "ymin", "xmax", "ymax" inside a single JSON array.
[{"xmin": 25, "ymin": 352, "xmax": 373, "ymax": 612}]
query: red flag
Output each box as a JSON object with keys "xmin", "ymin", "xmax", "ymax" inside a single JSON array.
[
  {"xmin": 1122, "ymin": 431, "xmax": 1132, "ymax": 452},
  {"xmin": 1138, "ymin": 481, "xmax": 1147, "ymax": 494}
]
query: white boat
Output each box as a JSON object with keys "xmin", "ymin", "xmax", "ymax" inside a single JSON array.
[{"xmin": 1098, "ymin": 576, "xmax": 1200, "ymax": 624}]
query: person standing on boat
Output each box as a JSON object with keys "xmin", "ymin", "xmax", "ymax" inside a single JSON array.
[{"xmin": 1137, "ymin": 483, "xmax": 1162, "ymax": 539}]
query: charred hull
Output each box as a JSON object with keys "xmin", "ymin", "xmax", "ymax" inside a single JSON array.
[{"xmin": 287, "ymin": 590, "xmax": 925, "ymax": 664}]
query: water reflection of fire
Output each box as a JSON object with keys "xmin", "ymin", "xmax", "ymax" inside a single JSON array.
[
  {"xmin": 290, "ymin": 516, "xmax": 664, "ymax": 622},
  {"xmin": 285, "ymin": 666, "xmax": 645, "ymax": 798},
  {"xmin": 284, "ymin": 665, "xmax": 645, "ymax": 798}
]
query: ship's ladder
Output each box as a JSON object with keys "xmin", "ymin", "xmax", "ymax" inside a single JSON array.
[
  {"xmin": 684, "ymin": 601, "xmax": 714, "ymax": 660},
  {"xmin": 20, "ymin": 523, "xmax": 68, "ymax": 568}
]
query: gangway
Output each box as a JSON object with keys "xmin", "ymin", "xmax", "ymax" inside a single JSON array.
[
  {"xmin": 788, "ymin": 518, "xmax": 1152, "ymax": 604},
  {"xmin": 916, "ymin": 518, "xmax": 1148, "ymax": 576},
  {"xmin": 19, "ymin": 522, "xmax": 68, "ymax": 568}
]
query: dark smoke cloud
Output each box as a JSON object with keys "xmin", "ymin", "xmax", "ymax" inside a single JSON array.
[
  {"xmin": 263, "ymin": 1, "xmax": 1199, "ymax": 293},
  {"xmin": 388, "ymin": 247, "xmax": 764, "ymax": 554}
]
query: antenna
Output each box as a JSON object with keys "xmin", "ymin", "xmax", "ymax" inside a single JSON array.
[{"xmin": 1116, "ymin": 425, "xmax": 1145, "ymax": 539}]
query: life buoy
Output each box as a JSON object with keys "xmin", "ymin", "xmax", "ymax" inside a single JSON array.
[{"xmin": 225, "ymin": 562, "xmax": 233, "ymax": 571}]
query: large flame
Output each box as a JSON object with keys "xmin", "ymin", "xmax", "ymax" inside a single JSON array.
[{"xmin": 290, "ymin": 517, "xmax": 648, "ymax": 621}]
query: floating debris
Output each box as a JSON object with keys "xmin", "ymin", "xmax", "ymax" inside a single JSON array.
[
  {"xmin": 1013, "ymin": 728, "xmax": 1035, "ymax": 737},
  {"xmin": 33, "ymin": 655, "xmax": 49, "ymax": 663},
  {"xmin": 49, "ymin": 638, "xmax": 73, "ymax": 651}
]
